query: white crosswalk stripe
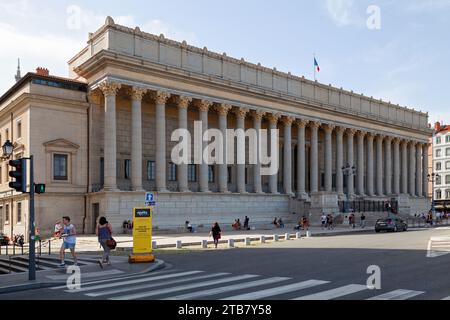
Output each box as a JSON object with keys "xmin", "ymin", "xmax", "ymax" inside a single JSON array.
[
  {"xmin": 111, "ymin": 274, "xmax": 259, "ymax": 300},
  {"xmin": 163, "ymin": 277, "xmax": 290, "ymax": 300},
  {"xmin": 292, "ymin": 284, "xmax": 367, "ymax": 300},
  {"xmin": 221, "ymin": 280, "xmax": 329, "ymax": 300},
  {"xmin": 367, "ymin": 289, "xmax": 424, "ymax": 300},
  {"xmin": 86, "ymin": 272, "xmax": 229, "ymax": 297}
]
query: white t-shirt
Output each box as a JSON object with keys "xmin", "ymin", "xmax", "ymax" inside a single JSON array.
[{"xmin": 321, "ymin": 215, "xmax": 327, "ymax": 222}]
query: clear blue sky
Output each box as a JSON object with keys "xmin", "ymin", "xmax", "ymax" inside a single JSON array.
[{"xmin": 0, "ymin": 0, "xmax": 449, "ymax": 123}]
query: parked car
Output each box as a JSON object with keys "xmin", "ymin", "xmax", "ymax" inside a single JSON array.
[
  {"xmin": 375, "ymin": 218, "xmax": 408, "ymax": 233},
  {"xmin": 0, "ymin": 233, "xmax": 10, "ymax": 246}
]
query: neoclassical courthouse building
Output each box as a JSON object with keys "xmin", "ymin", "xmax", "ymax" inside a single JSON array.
[{"xmin": 0, "ymin": 17, "xmax": 432, "ymax": 236}]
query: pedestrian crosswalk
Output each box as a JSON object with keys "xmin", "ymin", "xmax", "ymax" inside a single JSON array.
[{"xmin": 49, "ymin": 268, "xmax": 440, "ymax": 300}]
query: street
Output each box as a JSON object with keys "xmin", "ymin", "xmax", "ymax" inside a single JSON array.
[{"xmin": 1, "ymin": 227, "xmax": 450, "ymax": 300}]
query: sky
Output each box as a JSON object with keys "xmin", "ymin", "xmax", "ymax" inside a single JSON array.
[{"xmin": 0, "ymin": 0, "xmax": 449, "ymax": 124}]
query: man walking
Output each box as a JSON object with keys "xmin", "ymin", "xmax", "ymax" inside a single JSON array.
[
  {"xmin": 59, "ymin": 216, "xmax": 77, "ymax": 267},
  {"xmin": 360, "ymin": 213, "xmax": 366, "ymax": 229}
]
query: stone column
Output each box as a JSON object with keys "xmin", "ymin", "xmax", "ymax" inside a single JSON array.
[
  {"xmin": 324, "ymin": 124, "xmax": 335, "ymax": 193},
  {"xmin": 99, "ymin": 81, "xmax": 121, "ymax": 191},
  {"xmin": 356, "ymin": 131, "xmax": 366, "ymax": 196},
  {"xmin": 268, "ymin": 113, "xmax": 280, "ymax": 194},
  {"xmin": 393, "ymin": 138, "xmax": 401, "ymax": 195},
  {"xmin": 176, "ymin": 96, "xmax": 192, "ymax": 192},
  {"xmin": 296, "ymin": 120, "xmax": 309, "ymax": 198},
  {"xmin": 310, "ymin": 121, "xmax": 321, "ymax": 193},
  {"xmin": 253, "ymin": 110, "xmax": 265, "ymax": 194},
  {"xmin": 217, "ymin": 103, "xmax": 232, "ymax": 193},
  {"xmin": 423, "ymin": 144, "xmax": 429, "ymax": 197},
  {"xmin": 401, "ymin": 140, "xmax": 408, "ymax": 194},
  {"xmin": 346, "ymin": 129, "xmax": 356, "ymax": 197},
  {"xmin": 366, "ymin": 133, "xmax": 375, "ymax": 196},
  {"xmin": 375, "ymin": 135, "xmax": 384, "ymax": 196},
  {"xmin": 235, "ymin": 107, "xmax": 250, "ymax": 194},
  {"xmin": 385, "ymin": 137, "xmax": 393, "ymax": 195},
  {"xmin": 197, "ymin": 100, "xmax": 213, "ymax": 193},
  {"xmin": 153, "ymin": 91, "xmax": 171, "ymax": 192},
  {"xmin": 130, "ymin": 87, "xmax": 147, "ymax": 191},
  {"xmin": 282, "ymin": 116, "xmax": 294, "ymax": 195},
  {"xmin": 416, "ymin": 143, "xmax": 423, "ymax": 197},
  {"xmin": 409, "ymin": 141, "xmax": 416, "ymax": 196},
  {"xmin": 336, "ymin": 127, "xmax": 345, "ymax": 196}
]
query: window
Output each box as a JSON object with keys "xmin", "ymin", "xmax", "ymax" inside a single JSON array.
[
  {"xmin": 227, "ymin": 166, "xmax": 232, "ymax": 184},
  {"xmin": 447, "ymin": 162, "xmax": 450, "ymax": 170},
  {"xmin": 17, "ymin": 120, "xmax": 22, "ymax": 139},
  {"xmin": 5, "ymin": 204, "xmax": 9, "ymax": 224},
  {"xmin": 447, "ymin": 148, "xmax": 450, "ymax": 157},
  {"xmin": 446, "ymin": 135, "xmax": 450, "ymax": 143},
  {"xmin": 188, "ymin": 164, "xmax": 197, "ymax": 182},
  {"xmin": 17, "ymin": 202, "xmax": 22, "ymax": 224},
  {"xmin": 147, "ymin": 161, "xmax": 155, "ymax": 181},
  {"xmin": 436, "ymin": 190, "xmax": 442, "ymax": 200},
  {"xmin": 436, "ymin": 137, "xmax": 442, "ymax": 144},
  {"xmin": 53, "ymin": 154, "xmax": 68, "ymax": 181},
  {"xmin": 208, "ymin": 165, "xmax": 215, "ymax": 183},
  {"xmin": 436, "ymin": 149, "xmax": 442, "ymax": 157},
  {"xmin": 446, "ymin": 175, "xmax": 450, "ymax": 185},
  {"xmin": 168, "ymin": 163, "xmax": 177, "ymax": 182},
  {"xmin": 436, "ymin": 162, "xmax": 442, "ymax": 171},
  {"xmin": 124, "ymin": 159, "xmax": 131, "ymax": 179},
  {"xmin": 436, "ymin": 175, "xmax": 442, "ymax": 185},
  {"xmin": 446, "ymin": 190, "xmax": 450, "ymax": 199}
]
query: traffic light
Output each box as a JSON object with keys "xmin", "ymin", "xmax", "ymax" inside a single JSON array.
[
  {"xmin": 9, "ymin": 159, "xmax": 27, "ymax": 193},
  {"xmin": 35, "ymin": 184, "xmax": 45, "ymax": 194}
]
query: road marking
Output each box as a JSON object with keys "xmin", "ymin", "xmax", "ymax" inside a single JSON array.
[
  {"xmin": 63, "ymin": 270, "xmax": 204, "ymax": 293},
  {"xmin": 111, "ymin": 274, "xmax": 259, "ymax": 300},
  {"xmin": 47, "ymin": 269, "xmax": 123, "ymax": 280},
  {"xmin": 441, "ymin": 296, "xmax": 450, "ymax": 300},
  {"xmin": 163, "ymin": 277, "xmax": 290, "ymax": 300},
  {"xmin": 221, "ymin": 280, "xmax": 329, "ymax": 300},
  {"xmin": 292, "ymin": 284, "xmax": 367, "ymax": 300},
  {"xmin": 86, "ymin": 272, "xmax": 229, "ymax": 297},
  {"xmin": 367, "ymin": 289, "xmax": 424, "ymax": 300}
]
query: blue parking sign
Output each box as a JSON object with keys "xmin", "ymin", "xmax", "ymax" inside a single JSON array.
[{"xmin": 145, "ymin": 193, "xmax": 156, "ymax": 206}]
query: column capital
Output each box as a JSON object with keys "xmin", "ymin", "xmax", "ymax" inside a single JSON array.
[
  {"xmin": 296, "ymin": 119, "xmax": 309, "ymax": 128},
  {"xmin": 323, "ymin": 124, "xmax": 335, "ymax": 134},
  {"xmin": 194, "ymin": 99, "xmax": 213, "ymax": 112},
  {"xmin": 234, "ymin": 107, "xmax": 250, "ymax": 119},
  {"xmin": 267, "ymin": 112, "xmax": 281, "ymax": 124},
  {"xmin": 216, "ymin": 103, "xmax": 232, "ymax": 116},
  {"xmin": 281, "ymin": 116, "xmax": 295, "ymax": 126},
  {"xmin": 152, "ymin": 91, "xmax": 171, "ymax": 105},
  {"xmin": 422, "ymin": 143, "xmax": 430, "ymax": 150},
  {"xmin": 385, "ymin": 136, "xmax": 394, "ymax": 142},
  {"xmin": 407, "ymin": 140, "xmax": 418, "ymax": 147},
  {"xmin": 356, "ymin": 130, "xmax": 366, "ymax": 138},
  {"xmin": 309, "ymin": 121, "xmax": 321, "ymax": 129},
  {"xmin": 346, "ymin": 128, "xmax": 357, "ymax": 137},
  {"xmin": 252, "ymin": 109, "xmax": 266, "ymax": 121},
  {"xmin": 176, "ymin": 95, "xmax": 193, "ymax": 109},
  {"xmin": 376, "ymin": 134, "xmax": 385, "ymax": 141},
  {"xmin": 99, "ymin": 81, "xmax": 121, "ymax": 97},
  {"xmin": 129, "ymin": 87, "xmax": 147, "ymax": 101},
  {"xmin": 401, "ymin": 139, "xmax": 409, "ymax": 147},
  {"xmin": 393, "ymin": 137, "xmax": 401, "ymax": 145},
  {"xmin": 335, "ymin": 126, "xmax": 346, "ymax": 135}
]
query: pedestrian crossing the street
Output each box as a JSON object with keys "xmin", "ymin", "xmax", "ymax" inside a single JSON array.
[{"xmin": 49, "ymin": 268, "xmax": 440, "ymax": 300}]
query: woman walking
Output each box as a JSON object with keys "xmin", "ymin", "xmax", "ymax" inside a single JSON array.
[
  {"xmin": 96, "ymin": 217, "xmax": 113, "ymax": 268},
  {"xmin": 210, "ymin": 222, "xmax": 222, "ymax": 249}
]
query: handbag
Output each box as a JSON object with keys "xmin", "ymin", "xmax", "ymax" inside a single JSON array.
[{"xmin": 106, "ymin": 238, "xmax": 117, "ymax": 250}]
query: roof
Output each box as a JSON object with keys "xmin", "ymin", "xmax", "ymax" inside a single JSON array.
[{"xmin": 0, "ymin": 72, "xmax": 87, "ymax": 105}]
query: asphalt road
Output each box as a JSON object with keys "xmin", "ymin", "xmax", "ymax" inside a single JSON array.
[{"xmin": 2, "ymin": 227, "xmax": 450, "ymax": 300}]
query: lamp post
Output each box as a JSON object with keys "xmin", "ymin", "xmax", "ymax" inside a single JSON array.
[
  {"xmin": 1, "ymin": 140, "xmax": 14, "ymax": 160},
  {"xmin": 342, "ymin": 165, "xmax": 356, "ymax": 214},
  {"xmin": 428, "ymin": 173, "xmax": 440, "ymax": 219}
]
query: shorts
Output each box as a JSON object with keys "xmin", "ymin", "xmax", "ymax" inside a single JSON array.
[{"xmin": 62, "ymin": 242, "xmax": 76, "ymax": 250}]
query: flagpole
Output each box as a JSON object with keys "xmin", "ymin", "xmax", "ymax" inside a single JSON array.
[{"xmin": 313, "ymin": 53, "xmax": 316, "ymax": 81}]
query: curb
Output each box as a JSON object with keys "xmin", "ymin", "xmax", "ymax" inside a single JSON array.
[{"xmin": 0, "ymin": 259, "xmax": 166, "ymax": 295}]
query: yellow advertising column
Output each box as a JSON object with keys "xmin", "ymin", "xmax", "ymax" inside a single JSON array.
[{"xmin": 129, "ymin": 207, "xmax": 155, "ymax": 263}]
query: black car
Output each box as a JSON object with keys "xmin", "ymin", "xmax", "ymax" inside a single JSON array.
[
  {"xmin": 0, "ymin": 233, "xmax": 10, "ymax": 246},
  {"xmin": 375, "ymin": 218, "xmax": 408, "ymax": 233}
]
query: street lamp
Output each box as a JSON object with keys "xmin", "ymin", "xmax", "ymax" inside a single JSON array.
[
  {"xmin": 428, "ymin": 173, "xmax": 440, "ymax": 218},
  {"xmin": 1, "ymin": 140, "xmax": 13, "ymax": 159},
  {"xmin": 342, "ymin": 165, "xmax": 356, "ymax": 214}
]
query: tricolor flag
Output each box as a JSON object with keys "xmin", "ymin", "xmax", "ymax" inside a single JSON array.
[{"xmin": 314, "ymin": 57, "xmax": 320, "ymax": 72}]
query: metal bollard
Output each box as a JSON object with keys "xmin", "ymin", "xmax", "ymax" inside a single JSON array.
[
  {"xmin": 202, "ymin": 240, "xmax": 208, "ymax": 249},
  {"xmin": 6, "ymin": 244, "xmax": 8, "ymax": 256},
  {"xmin": 39, "ymin": 241, "xmax": 42, "ymax": 256},
  {"xmin": 21, "ymin": 244, "xmax": 24, "ymax": 255},
  {"xmin": 274, "ymin": 235, "xmax": 279, "ymax": 242},
  {"xmin": 176, "ymin": 240, "xmax": 182, "ymax": 249},
  {"xmin": 152, "ymin": 241, "xmax": 158, "ymax": 250},
  {"xmin": 296, "ymin": 232, "xmax": 302, "ymax": 239},
  {"xmin": 13, "ymin": 244, "xmax": 15, "ymax": 256},
  {"xmin": 285, "ymin": 233, "xmax": 291, "ymax": 241},
  {"xmin": 245, "ymin": 237, "xmax": 251, "ymax": 246},
  {"xmin": 228, "ymin": 239, "xmax": 235, "ymax": 248},
  {"xmin": 260, "ymin": 236, "xmax": 266, "ymax": 244},
  {"xmin": 306, "ymin": 231, "xmax": 311, "ymax": 238},
  {"xmin": 48, "ymin": 240, "xmax": 51, "ymax": 255}
]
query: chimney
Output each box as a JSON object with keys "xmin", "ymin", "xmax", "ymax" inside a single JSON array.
[
  {"xmin": 435, "ymin": 122, "xmax": 441, "ymax": 131},
  {"xmin": 36, "ymin": 67, "xmax": 49, "ymax": 76}
]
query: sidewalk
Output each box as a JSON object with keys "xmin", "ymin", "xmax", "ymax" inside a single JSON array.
[{"xmin": 0, "ymin": 255, "xmax": 164, "ymax": 294}]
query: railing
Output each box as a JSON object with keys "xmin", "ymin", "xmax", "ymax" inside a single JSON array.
[
  {"xmin": 406, "ymin": 217, "xmax": 450, "ymax": 228},
  {"xmin": 0, "ymin": 238, "xmax": 55, "ymax": 257},
  {"xmin": 338, "ymin": 200, "xmax": 399, "ymax": 213}
]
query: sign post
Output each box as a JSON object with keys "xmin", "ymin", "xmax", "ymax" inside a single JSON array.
[{"xmin": 129, "ymin": 207, "xmax": 155, "ymax": 263}]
